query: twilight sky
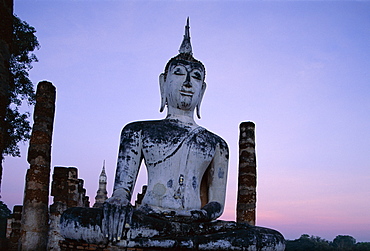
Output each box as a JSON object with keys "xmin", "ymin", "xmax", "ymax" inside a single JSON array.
[{"xmin": 3, "ymin": 0, "xmax": 370, "ymax": 242}]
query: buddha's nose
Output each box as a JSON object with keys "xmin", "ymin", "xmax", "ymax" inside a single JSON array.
[
  {"xmin": 183, "ymin": 74, "xmax": 192, "ymax": 87},
  {"xmin": 183, "ymin": 81, "xmax": 192, "ymax": 88}
]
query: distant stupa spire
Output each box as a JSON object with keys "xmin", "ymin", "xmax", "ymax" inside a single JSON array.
[
  {"xmin": 101, "ymin": 160, "xmax": 106, "ymax": 178},
  {"xmin": 179, "ymin": 17, "xmax": 193, "ymax": 55},
  {"xmin": 93, "ymin": 161, "xmax": 108, "ymax": 208}
]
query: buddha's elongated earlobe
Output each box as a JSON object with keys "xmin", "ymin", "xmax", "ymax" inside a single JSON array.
[
  {"xmin": 159, "ymin": 73, "xmax": 167, "ymax": 113},
  {"xmin": 196, "ymin": 82, "xmax": 207, "ymax": 119}
]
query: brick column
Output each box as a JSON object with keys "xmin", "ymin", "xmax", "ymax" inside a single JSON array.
[
  {"xmin": 48, "ymin": 166, "xmax": 90, "ymax": 250},
  {"xmin": 7, "ymin": 205, "xmax": 22, "ymax": 250},
  {"xmin": 237, "ymin": 121, "xmax": 257, "ymax": 225},
  {"xmin": 20, "ymin": 81, "xmax": 56, "ymax": 250}
]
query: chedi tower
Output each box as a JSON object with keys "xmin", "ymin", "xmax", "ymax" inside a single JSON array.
[{"xmin": 93, "ymin": 161, "xmax": 108, "ymax": 208}]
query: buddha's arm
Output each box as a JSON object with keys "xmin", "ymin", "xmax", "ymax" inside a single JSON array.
[
  {"xmin": 113, "ymin": 125, "xmax": 143, "ymax": 201},
  {"xmin": 205, "ymin": 140, "xmax": 229, "ymax": 220},
  {"xmin": 191, "ymin": 140, "xmax": 229, "ymax": 221},
  {"xmin": 103, "ymin": 124, "xmax": 143, "ymax": 242}
]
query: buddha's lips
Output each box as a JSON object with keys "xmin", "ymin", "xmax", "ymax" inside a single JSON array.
[{"xmin": 180, "ymin": 90, "xmax": 193, "ymax": 96}]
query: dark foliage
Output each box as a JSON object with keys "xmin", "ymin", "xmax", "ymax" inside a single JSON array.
[
  {"xmin": 353, "ymin": 242, "xmax": 370, "ymax": 251},
  {"xmin": 0, "ymin": 201, "xmax": 10, "ymax": 219},
  {"xmin": 286, "ymin": 234, "xmax": 370, "ymax": 251},
  {"xmin": 0, "ymin": 201, "xmax": 11, "ymax": 238},
  {"xmin": 333, "ymin": 235, "xmax": 356, "ymax": 250},
  {"xmin": 0, "ymin": 201, "xmax": 10, "ymax": 238},
  {"xmin": 286, "ymin": 234, "xmax": 333, "ymax": 251},
  {"xmin": 3, "ymin": 15, "xmax": 39, "ymax": 157}
]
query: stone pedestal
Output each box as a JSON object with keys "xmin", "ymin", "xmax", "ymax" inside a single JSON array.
[
  {"xmin": 59, "ymin": 241, "xmax": 148, "ymax": 251},
  {"xmin": 60, "ymin": 207, "xmax": 285, "ymax": 250}
]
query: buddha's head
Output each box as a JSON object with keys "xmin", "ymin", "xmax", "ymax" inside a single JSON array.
[{"xmin": 160, "ymin": 18, "xmax": 206, "ymax": 119}]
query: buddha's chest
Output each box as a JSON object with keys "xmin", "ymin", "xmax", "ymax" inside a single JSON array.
[{"xmin": 141, "ymin": 129, "xmax": 217, "ymax": 168}]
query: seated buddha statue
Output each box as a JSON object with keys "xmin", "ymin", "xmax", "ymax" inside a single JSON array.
[{"xmin": 61, "ymin": 18, "xmax": 285, "ymax": 251}]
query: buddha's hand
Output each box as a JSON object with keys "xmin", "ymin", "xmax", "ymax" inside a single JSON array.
[
  {"xmin": 102, "ymin": 189, "xmax": 132, "ymax": 242},
  {"xmin": 190, "ymin": 201, "xmax": 222, "ymax": 222}
]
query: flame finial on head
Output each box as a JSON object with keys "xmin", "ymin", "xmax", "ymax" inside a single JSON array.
[
  {"xmin": 163, "ymin": 17, "xmax": 204, "ymax": 77},
  {"xmin": 179, "ymin": 17, "xmax": 192, "ymax": 55}
]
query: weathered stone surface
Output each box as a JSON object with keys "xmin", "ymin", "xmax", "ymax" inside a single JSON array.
[
  {"xmin": 237, "ymin": 121, "xmax": 257, "ymax": 226},
  {"xmin": 61, "ymin": 207, "xmax": 285, "ymax": 250},
  {"xmin": 61, "ymin": 207, "xmax": 106, "ymax": 245},
  {"xmin": 19, "ymin": 81, "xmax": 56, "ymax": 251}
]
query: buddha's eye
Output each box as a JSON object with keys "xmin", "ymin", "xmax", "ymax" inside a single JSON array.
[
  {"xmin": 174, "ymin": 68, "xmax": 185, "ymax": 75},
  {"xmin": 192, "ymin": 71, "xmax": 202, "ymax": 80}
]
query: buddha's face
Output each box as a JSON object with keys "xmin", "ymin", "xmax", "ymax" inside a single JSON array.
[{"xmin": 164, "ymin": 60, "xmax": 205, "ymax": 111}]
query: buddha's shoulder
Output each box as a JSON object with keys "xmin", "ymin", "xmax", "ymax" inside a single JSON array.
[
  {"xmin": 122, "ymin": 120, "xmax": 228, "ymax": 149},
  {"xmin": 197, "ymin": 127, "xmax": 229, "ymax": 150},
  {"xmin": 123, "ymin": 120, "xmax": 162, "ymax": 130},
  {"xmin": 122, "ymin": 119, "xmax": 188, "ymax": 133}
]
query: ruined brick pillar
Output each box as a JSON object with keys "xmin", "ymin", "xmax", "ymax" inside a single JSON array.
[
  {"xmin": 237, "ymin": 121, "xmax": 257, "ymax": 225},
  {"xmin": 7, "ymin": 205, "xmax": 22, "ymax": 251},
  {"xmin": 47, "ymin": 166, "xmax": 90, "ymax": 250},
  {"xmin": 19, "ymin": 81, "xmax": 56, "ymax": 250}
]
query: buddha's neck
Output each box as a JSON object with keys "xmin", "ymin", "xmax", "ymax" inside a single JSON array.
[{"xmin": 166, "ymin": 107, "xmax": 197, "ymax": 127}]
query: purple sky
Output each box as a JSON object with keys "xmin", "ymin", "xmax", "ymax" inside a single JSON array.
[{"xmin": 3, "ymin": 0, "xmax": 370, "ymax": 242}]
